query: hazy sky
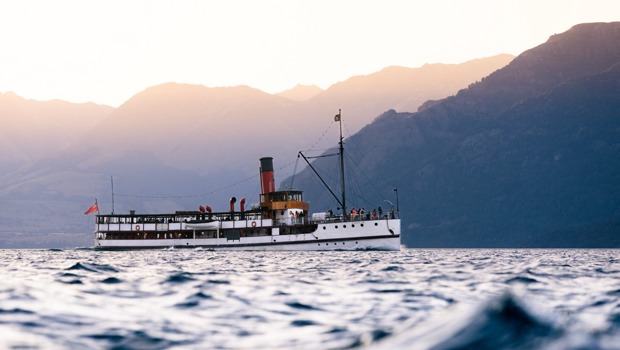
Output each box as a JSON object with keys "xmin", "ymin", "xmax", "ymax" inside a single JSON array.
[{"xmin": 0, "ymin": 0, "xmax": 618, "ymax": 107}]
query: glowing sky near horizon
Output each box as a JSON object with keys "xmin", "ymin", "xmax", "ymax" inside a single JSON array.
[{"xmin": 0, "ymin": 0, "xmax": 618, "ymax": 107}]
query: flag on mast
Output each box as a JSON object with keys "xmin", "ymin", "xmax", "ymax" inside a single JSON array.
[
  {"xmin": 334, "ymin": 112, "xmax": 341, "ymax": 122},
  {"xmin": 84, "ymin": 200, "xmax": 99, "ymax": 215}
]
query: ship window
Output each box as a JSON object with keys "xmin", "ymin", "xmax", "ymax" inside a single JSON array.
[
  {"xmin": 335, "ymin": 226, "xmax": 338, "ymax": 229},
  {"xmin": 361, "ymin": 223, "xmax": 364, "ymax": 227},
  {"xmin": 375, "ymin": 223, "xmax": 378, "ymax": 226},
  {"xmin": 343, "ymin": 225, "xmax": 346, "ymax": 228},
  {"xmin": 323, "ymin": 226, "xmax": 326, "ymax": 230}
]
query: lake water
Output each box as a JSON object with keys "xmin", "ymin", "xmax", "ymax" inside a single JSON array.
[{"xmin": 0, "ymin": 249, "xmax": 618, "ymax": 349}]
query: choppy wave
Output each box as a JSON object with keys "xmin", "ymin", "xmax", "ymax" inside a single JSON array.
[
  {"xmin": 370, "ymin": 291, "xmax": 563, "ymax": 349},
  {"xmin": 0, "ymin": 249, "xmax": 618, "ymax": 349}
]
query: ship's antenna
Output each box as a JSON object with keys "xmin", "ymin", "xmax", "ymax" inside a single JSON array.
[
  {"xmin": 110, "ymin": 175, "xmax": 115, "ymax": 214},
  {"xmin": 335, "ymin": 109, "xmax": 346, "ymax": 217}
]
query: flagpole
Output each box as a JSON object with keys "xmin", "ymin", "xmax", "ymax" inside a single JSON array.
[
  {"xmin": 110, "ymin": 176, "xmax": 115, "ymax": 215},
  {"xmin": 96, "ymin": 198, "xmax": 100, "ymax": 215}
]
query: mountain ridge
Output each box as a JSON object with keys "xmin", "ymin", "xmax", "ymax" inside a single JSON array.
[
  {"xmin": 8, "ymin": 23, "xmax": 620, "ymax": 247},
  {"xmin": 276, "ymin": 84, "xmax": 323, "ymax": 101}
]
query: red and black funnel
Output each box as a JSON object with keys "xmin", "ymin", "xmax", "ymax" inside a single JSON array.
[{"xmin": 260, "ymin": 157, "xmax": 275, "ymax": 195}]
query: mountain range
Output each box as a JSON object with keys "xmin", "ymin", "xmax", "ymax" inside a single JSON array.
[{"xmin": 2, "ymin": 22, "xmax": 618, "ymax": 249}]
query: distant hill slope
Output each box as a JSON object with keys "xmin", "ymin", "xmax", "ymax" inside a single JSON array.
[
  {"xmin": 304, "ymin": 54, "xmax": 514, "ymax": 132},
  {"xmin": 286, "ymin": 22, "xmax": 620, "ymax": 248},
  {"xmin": 276, "ymin": 84, "xmax": 323, "ymax": 101},
  {"xmin": 0, "ymin": 93, "xmax": 112, "ymax": 171}
]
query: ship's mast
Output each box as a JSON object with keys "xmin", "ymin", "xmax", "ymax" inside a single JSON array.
[
  {"xmin": 111, "ymin": 175, "xmax": 115, "ymax": 214},
  {"xmin": 336, "ymin": 109, "xmax": 346, "ymax": 217}
]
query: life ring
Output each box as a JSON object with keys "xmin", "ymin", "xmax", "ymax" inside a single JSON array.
[
  {"xmin": 251, "ymin": 221, "xmax": 257, "ymax": 227},
  {"xmin": 135, "ymin": 224, "xmax": 141, "ymax": 231}
]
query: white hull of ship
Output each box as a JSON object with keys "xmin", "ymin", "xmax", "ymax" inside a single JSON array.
[{"xmin": 94, "ymin": 219, "xmax": 401, "ymax": 251}]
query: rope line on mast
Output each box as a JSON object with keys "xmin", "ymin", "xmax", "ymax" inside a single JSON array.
[
  {"xmin": 287, "ymin": 155, "xmax": 300, "ymax": 189},
  {"xmin": 305, "ymin": 152, "xmax": 338, "ymax": 159},
  {"xmin": 306, "ymin": 121, "xmax": 336, "ymax": 152},
  {"xmin": 342, "ymin": 122, "xmax": 399, "ymax": 197}
]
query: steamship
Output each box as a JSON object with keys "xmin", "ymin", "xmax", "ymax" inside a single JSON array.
[{"xmin": 93, "ymin": 112, "xmax": 401, "ymax": 251}]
